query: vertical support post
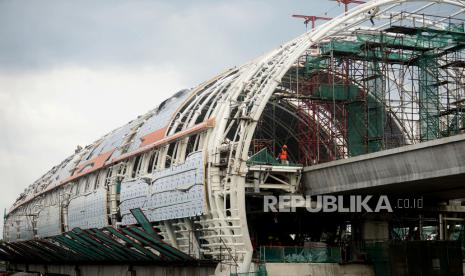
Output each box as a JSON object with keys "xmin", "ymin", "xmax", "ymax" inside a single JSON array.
[
  {"xmin": 439, "ymin": 213, "xmax": 444, "ymax": 240},
  {"xmin": 419, "ymin": 215, "xmax": 423, "ymax": 240}
]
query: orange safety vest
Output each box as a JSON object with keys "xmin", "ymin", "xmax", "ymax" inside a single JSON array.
[{"xmin": 279, "ymin": 149, "xmax": 288, "ymax": 160}]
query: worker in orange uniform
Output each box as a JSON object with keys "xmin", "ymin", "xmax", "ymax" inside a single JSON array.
[{"xmin": 278, "ymin": 145, "xmax": 289, "ymax": 165}]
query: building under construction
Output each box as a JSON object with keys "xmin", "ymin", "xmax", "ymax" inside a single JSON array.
[{"xmin": 3, "ymin": 0, "xmax": 465, "ymax": 275}]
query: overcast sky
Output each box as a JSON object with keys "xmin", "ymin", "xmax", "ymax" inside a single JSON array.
[{"xmin": 0, "ymin": 0, "xmax": 340, "ymax": 237}]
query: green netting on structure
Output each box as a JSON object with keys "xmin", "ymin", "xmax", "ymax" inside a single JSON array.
[
  {"xmin": 365, "ymin": 62, "xmax": 385, "ymax": 153},
  {"xmin": 314, "ymin": 84, "xmax": 359, "ymax": 101},
  {"xmin": 418, "ymin": 53, "xmax": 440, "ymax": 141},
  {"xmin": 420, "ymin": 26, "xmax": 465, "ymax": 43},
  {"xmin": 347, "ymin": 102, "xmax": 367, "ymax": 156},
  {"xmin": 247, "ymin": 148, "xmax": 281, "ymax": 166},
  {"xmin": 247, "ymin": 148, "xmax": 300, "ymax": 166},
  {"xmin": 259, "ymin": 246, "xmax": 341, "ymax": 263},
  {"xmin": 448, "ymin": 23, "xmax": 465, "ymax": 33},
  {"xmin": 356, "ymin": 32, "xmax": 450, "ymax": 51},
  {"xmin": 320, "ymin": 26, "xmax": 465, "ymax": 64},
  {"xmin": 305, "ymin": 56, "xmax": 327, "ymax": 74},
  {"xmin": 320, "ymin": 40, "xmax": 415, "ymax": 63},
  {"xmin": 346, "ymin": 95, "xmax": 385, "ymax": 156},
  {"xmin": 296, "ymin": 75, "xmax": 386, "ymax": 157},
  {"xmin": 320, "ymin": 41, "xmax": 363, "ymax": 55}
]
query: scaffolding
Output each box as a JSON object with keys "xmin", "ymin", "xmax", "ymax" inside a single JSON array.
[{"xmin": 275, "ymin": 12, "xmax": 465, "ymax": 166}]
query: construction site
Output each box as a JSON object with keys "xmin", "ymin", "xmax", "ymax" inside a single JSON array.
[{"xmin": 2, "ymin": 0, "xmax": 465, "ymax": 275}]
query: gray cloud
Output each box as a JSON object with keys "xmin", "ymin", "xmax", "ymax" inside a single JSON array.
[{"xmin": 0, "ymin": 0, "xmax": 339, "ymax": 79}]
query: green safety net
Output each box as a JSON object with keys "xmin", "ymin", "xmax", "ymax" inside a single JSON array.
[
  {"xmin": 259, "ymin": 246, "xmax": 341, "ymax": 263},
  {"xmin": 320, "ymin": 40, "xmax": 415, "ymax": 63},
  {"xmin": 346, "ymin": 102, "xmax": 367, "ymax": 156},
  {"xmin": 366, "ymin": 61, "xmax": 385, "ymax": 153},
  {"xmin": 247, "ymin": 148, "xmax": 281, "ymax": 166},
  {"xmin": 304, "ymin": 55, "xmax": 386, "ymax": 157},
  {"xmin": 448, "ymin": 23, "xmax": 465, "ymax": 33},
  {"xmin": 418, "ymin": 53, "xmax": 441, "ymax": 141},
  {"xmin": 247, "ymin": 148, "xmax": 300, "ymax": 166},
  {"xmin": 314, "ymin": 84, "xmax": 359, "ymax": 101}
]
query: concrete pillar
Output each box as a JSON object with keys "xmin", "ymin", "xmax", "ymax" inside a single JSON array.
[
  {"xmin": 439, "ymin": 213, "xmax": 444, "ymax": 240},
  {"xmin": 419, "ymin": 215, "xmax": 423, "ymax": 240}
]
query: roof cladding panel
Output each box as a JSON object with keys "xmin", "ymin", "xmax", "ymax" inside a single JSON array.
[
  {"xmin": 82, "ymin": 117, "xmax": 145, "ymax": 162},
  {"xmin": 76, "ymin": 89, "xmax": 191, "ymax": 163},
  {"xmin": 53, "ymin": 154, "xmax": 83, "ymax": 184},
  {"xmin": 127, "ymin": 89, "xmax": 191, "ymax": 152}
]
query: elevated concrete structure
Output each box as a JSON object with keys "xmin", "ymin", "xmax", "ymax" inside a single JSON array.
[{"xmin": 303, "ymin": 134, "xmax": 465, "ymax": 198}]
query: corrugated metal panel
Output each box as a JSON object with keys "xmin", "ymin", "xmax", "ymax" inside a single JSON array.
[
  {"xmin": 36, "ymin": 205, "xmax": 61, "ymax": 238},
  {"xmin": 68, "ymin": 189, "xmax": 108, "ymax": 230},
  {"xmin": 120, "ymin": 151, "xmax": 205, "ymax": 225}
]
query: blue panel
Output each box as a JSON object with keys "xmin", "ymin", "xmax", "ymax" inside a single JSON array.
[
  {"xmin": 82, "ymin": 117, "xmax": 144, "ymax": 162},
  {"xmin": 36, "ymin": 205, "xmax": 61, "ymax": 238},
  {"xmin": 120, "ymin": 151, "xmax": 205, "ymax": 225},
  {"xmin": 127, "ymin": 89, "xmax": 190, "ymax": 152},
  {"xmin": 120, "ymin": 179, "xmax": 149, "ymax": 225},
  {"xmin": 68, "ymin": 189, "xmax": 108, "ymax": 230}
]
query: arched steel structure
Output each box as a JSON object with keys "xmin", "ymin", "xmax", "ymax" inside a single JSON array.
[{"xmin": 4, "ymin": 0, "xmax": 465, "ymax": 273}]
